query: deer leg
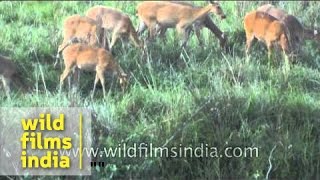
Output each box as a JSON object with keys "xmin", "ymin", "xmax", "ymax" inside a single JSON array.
[
  {"xmin": 109, "ymin": 31, "xmax": 120, "ymax": 51},
  {"xmin": 244, "ymin": 33, "xmax": 255, "ymax": 64},
  {"xmin": 67, "ymin": 74, "xmax": 72, "ymax": 92},
  {"xmin": 157, "ymin": 26, "xmax": 168, "ymax": 43},
  {"xmin": 158, "ymin": 27, "xmax": 167, "ymax": 38},
  {"xmin": 2, "ymin": 76, "xmax": 11, "ymax": 98},
  {"xmin": 54, "ymin": 44, "xmax": 64, "ymax": 68},
  {"xmin": 245, "ymin": 33, "xmax": 254, "ymax": 56},
  {"xmin": 96, "ymin": 69, "xmax": 106, "ymax": 98},
  {"xmin": 137, "ymin": 20, "xmax": 147, "ymax": 36},
  {"xmin": 177, "ymin": 26, "xmax": 190, "ymax": 48},
  {"xmin": 59, "ymin": 67, "xmax": 72, "ymax": 92},
  {"xmin": 280, "ymin": 36, "xmax": 291, "ymax": 73},
  {"xmin": 92, "ymin": 73, "xmax": 100, "ymax": 98},
  {"xmin": 280, "ymin": 34, "xmax": 290, "ymax": 59},
  {"xmin": 148, "ymin": 22, "xmax": 157, "ymax": 41},
  {"xmin": 54, "ymin": 56, "xmax": 60, "ymax": 69},
  {"xmin": 101, "ymin": 29, "xmax": 110, "ymax": 51},
  {"xmin": 129, "ymin": 30, "xmax": 142, "ymax": 49},
  {"xmin": 103, "ymin": 34, "xmax": 109, "ymax": 51},
  {"xmin": 267, "ymin": 46, "xmax": 272, "ymax": 60},
  {"xmin": 266, "ymin": 41, "xmax": 273, "ymax": 65},
  {"xmin": 103, "ymin": 31, "xmax": 112, "ymax": 51},
  {"xmin": 76, "ymin": 68, "xmax": 81, "ymax": 89},
  {"xmin": 194, "ymin": 25, "xmax": 204, "ymax": 46},
  {"xmin": 67, "ymin": 67, "xmax": 75, "ymax": 92},
  {"xmin": 119, "ymin": 36, "xmax": 126, "ymax": 50},
  {"xmin": 68, "ymin": 67, "xmax": 75, "ymax": 92},
  {"xmin": 195, "ymin": 28, "xmax": 203, "ymax": 47},
  {"xmin": 71, "ymin": 67, "xmax": 80, "ymax": 92},
  {"xmin": 183, "ymin": 29, "xmax": 191, "ymax": 48}
]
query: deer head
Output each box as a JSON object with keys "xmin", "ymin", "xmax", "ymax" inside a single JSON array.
[{"xmin": 208, "ymin": 1, "xmax": 226, "ymax": 19}]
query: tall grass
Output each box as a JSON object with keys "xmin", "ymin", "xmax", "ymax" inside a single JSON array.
[{"xmin": 0, "ymin": 1, "xmax": 320, "ymax": 179}]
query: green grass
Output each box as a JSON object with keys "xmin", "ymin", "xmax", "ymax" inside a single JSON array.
[{"xmin": 1, "ymin": 1, "xmax": 320, "ymax": 179}]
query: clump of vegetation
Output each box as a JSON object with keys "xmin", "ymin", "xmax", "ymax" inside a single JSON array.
[{"xmin": 0, "ymin": 1, "xmax": 319, "ymax": 179}]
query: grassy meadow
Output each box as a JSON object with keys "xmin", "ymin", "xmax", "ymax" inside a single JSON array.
[{"xmin": 0, "ymin": 1, "xmax": 320, "ymax": 179}]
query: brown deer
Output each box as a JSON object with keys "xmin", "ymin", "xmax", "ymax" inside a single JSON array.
[
  {"xmin": 243, "ymin": 10, "xmax": 291, "ymax": 60},
  {"xmin": 86, "ymin": 5, "xmax": 144, "ymax": 51},
  {"xmin": 55, "ymin": 14, "xmax": 104, "ymax": 67},
  {"xmin": 257, "ymin": 4, "xmax": 320, "ymax": 54},
  {"xmin": 59, "ymin": 44, "xmax": 128, "ymax": 98},
  {"xmin": 137, "ymin": 1, "xmax": 227, "ymax": 48},
  {"xmin": 0, "ymin": 55, "xmax": 28, "ymax": 98},
  {"xmin": 136, "ymin": 0, "xmax": 226, "ymax": 47}
]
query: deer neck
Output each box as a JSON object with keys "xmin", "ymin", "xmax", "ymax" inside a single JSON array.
[{"xmin": 191, "ymin": 4, "xmax": 212, "ymax": 23}]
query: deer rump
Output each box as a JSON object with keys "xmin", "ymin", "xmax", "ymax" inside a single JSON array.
[
  {"xmin": 257, "ymin": 4, "xmax": 304, "ymax": 54},
  {"xmin": 61, "ymin": 15, "xmax": 103, "ymax": 47},
  {"xmin": 244, "ymin": 10, "xmax": 291, "ymax": 58},
  {"xmin": 86, "ymin": 6, "xmax": 142, "ymax": 50}
]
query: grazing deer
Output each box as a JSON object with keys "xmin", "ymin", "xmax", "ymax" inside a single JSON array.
[
  {"xmin": 136, "ymin": 0, "xmax": 226, "ymax": 47},
  {"xmin": 243, "ymin": 10, "xmax": 291, "ymax": 60},
  {"xmin": 138, "ymin": 1, "xmax": 227, "ymax": 48},
  {"xmin": 257, "ymin": 4, "xmax": 320, "ymax": 54},
  {"xmin": 86, "ymin": 5, "xmax": 144, "ymax": 51},
  {"xmin": 55, "ymin": 14, "xmax": 104, "ymax": 67},
  {"xmin": 0, "ymin": 55, "xmax": 27, "ymax": 98},
  {"xmin": 59, "ymin": 44, "xmax": 128, "ymax": 98}
]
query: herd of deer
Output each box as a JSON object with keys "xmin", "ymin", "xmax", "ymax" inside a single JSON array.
[{"xmin": 1, "ymin": 1, "xmax": 319, "ymax": 98}]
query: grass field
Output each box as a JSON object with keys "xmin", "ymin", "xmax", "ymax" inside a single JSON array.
[{"xmin": 0, "ymin": 1, "xmax": 320, "ymax": 179}]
